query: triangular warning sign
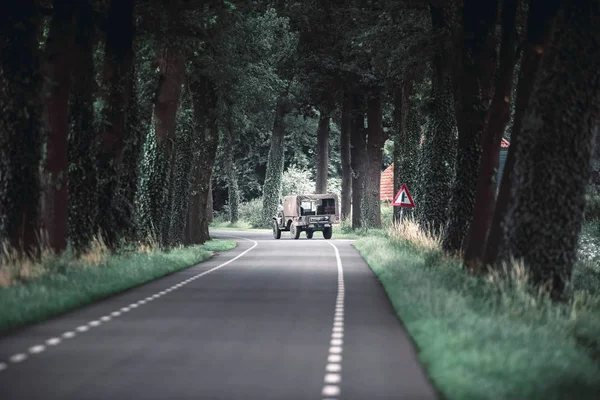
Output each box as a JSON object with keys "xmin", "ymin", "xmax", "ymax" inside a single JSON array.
[{"xmin": 392, "ymin": 184, "xmax": 415, "ymax": 208}]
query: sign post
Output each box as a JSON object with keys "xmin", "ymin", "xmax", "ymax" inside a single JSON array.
[{"xmin": 392, "ymin": 184, "xmax": 415, "ymax": 221}]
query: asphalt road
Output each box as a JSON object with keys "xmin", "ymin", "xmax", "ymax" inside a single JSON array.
[{"xmin": 0, "ymin": 229, "xmax": 437, "ymax": 400}]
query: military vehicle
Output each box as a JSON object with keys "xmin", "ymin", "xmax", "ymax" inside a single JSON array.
[{"xmin": 272, "ymin": 194, "xmax": 340, "ymax": 239}]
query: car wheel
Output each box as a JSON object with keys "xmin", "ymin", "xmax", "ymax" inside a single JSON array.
[
  {"xmin": 273, "ymin": 221, "xmax": 281, "ymax": 239},
  {"xmin": 323, "ymin": 227, "xmax": 332, "ymax": 240},
  {"xmin": 306, "ymin": 230, "xmax": 313, "ymax": 239},
  {"xmin": 291, "ymin": 224, "xmax": 301, "ymax": 240}
]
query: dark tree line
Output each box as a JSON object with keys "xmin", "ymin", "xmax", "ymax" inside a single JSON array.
[{"xmin": 1, "ymin": 0, "xmax": 599, "ymax": 299}]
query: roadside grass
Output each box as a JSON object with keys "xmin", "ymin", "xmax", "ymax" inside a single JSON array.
[
  {"xmin": 354, "ymin": 218, "xmax": 600, "ymax": 400},
  {"xmin": 0, "ymin": 239, "xmax": 236, "ymax": 333}
]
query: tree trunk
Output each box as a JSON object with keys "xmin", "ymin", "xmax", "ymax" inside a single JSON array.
[
  {"xmin": 113, "ymin": 63, "xmax": 144, "ymax": 243},
  {"xmin": 393, "ymin": 79, "xmax": 418, "ymax": 222},
  {"xmin": 350, "ymin": 93, "xmax": 366, "ymax": 229},
  {"xmin": 463, "ymin": 0, "xmax": 520, "ymax": 270},
  {"xmin": 0, "ymin": 0, "xmax": 43, "ymax": 255},
  {"xmin": 225, "ymin": 109, "xmax": 240, "ymax": 224},
  {"xmin": 207, "ymin": 179, "xmax": 214, "ymax": 223},
  {"xmin": 340, "ymin": 92, "xmax": 352, "ymax": 220},
  {"xmin": 502, "ymin": 0, "xmax": 600, "ymax": 297},
  {"xmin": 186, "ymin": 73, "xmax": 219, "ymax": 245},
  {"xmin": 262, "ymin": 97, "xmax": 287, "ymax": 226},
  {"xmin": 418, "ymin": 2, "xmax": 457, "ymax": 234},
  {"xmin": 68, "ymin": 0, "xmax": 97, "ymax": 252},
  {"xmin": 363, "ymin": 93, "xmax": 385, "ymax": 228},
  {"xmin": 168, "ymin": 89, "xmax": 194, "ymax": 247},
  {"xmin": 315, "ymin": 109, "xmax": 330, "ymax": 194},
  {"xmin": 41, "ymin": 1, "xmax": 75, "ymax": 254},
  {"xmin": 484, "ymin": 0, "xmax": 561, "ymax": 267},
  {"xmin": 97, "ymin": 0, "xmax": 135, "ymax": 247},
  {"xmin": 442, "ymin": 0, "xmax": 499, "ymax": 253},
  {"xmin": 154, "ymin": 45, "xmax": 185, "ymax": 245}
]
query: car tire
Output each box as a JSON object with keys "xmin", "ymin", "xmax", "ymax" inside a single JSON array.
[
  {"xmin": 291, "ymin": 224, "xmax": 301, "ymax": 240},
  {"xmin": 273, "ymin": 221, "xmax": 281, "ymax": 239},
  {"xmin": 306, "ymin": 230, "xmax": 313, "ymax": 239},
  {"xmin": 323, "ymin": 227, "xmax": 332, "ymax": 240}
]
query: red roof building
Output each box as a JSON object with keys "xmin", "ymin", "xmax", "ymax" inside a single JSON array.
[{"xmin": 380, "ymin": 164, "xmax": 395, "ymax": 201}]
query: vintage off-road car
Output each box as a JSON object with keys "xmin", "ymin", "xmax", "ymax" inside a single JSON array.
[{"xmin": 272, "ymin": 194, "xmax": 340, "ymax": 239}]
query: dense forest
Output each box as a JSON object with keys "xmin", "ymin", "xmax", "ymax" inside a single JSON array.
[{"xmin": 1, "ymin": 0, "xmax": 599, "ymax": 301}]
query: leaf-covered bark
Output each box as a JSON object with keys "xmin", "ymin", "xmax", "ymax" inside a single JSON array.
[
  {"xmin": 262, "ymin": 97, "xmax": 288, "ymax": 226},
  {"xmin": 68, "ymin": 0, "xmax": 98, "ymax": 252},
  {"xmin": 484, "ymin": 0, "xmax": 561, "ymax": 267},
  {"xmin": 186, "ymin": 73, "xmax": 219, "ymax": 245},
  {"xmin": 502, "ymin": 0, "xmax": 600, "ymax": 296},
  {"xmin": 0, "ymin": 0, "xmax": 43, "ymax": 254},
  {"xmin": 443, "ymin": 0, "xmax": 499, "ymax": 253},
  {"xmin": 40, "ymin": 1, "xmax": 75, "ymax": 253},
  {"xmin": 315, "ymin": 109, "xmax": 330, "ymax": 194},
  {"xmin": 340, "ymin": 92, "xmax": 352, "ymax": 220},
  {"xmin": 350, "ymin": 93, "xmax": 367, "ymax": 229},
  {"xmin": 464, "ymin": 0, "xmax": 520, "ymax": 269},
  {"xmin": 96, "ymin": 0, "xmax": 135, "ymax": 247},
  {"xmin": 363, "ymin": 93, "xmax": 385, "ymax": 228},
  {"xmin": 393, "ymin": 79, "xmax": 419, "ymax": 221}
]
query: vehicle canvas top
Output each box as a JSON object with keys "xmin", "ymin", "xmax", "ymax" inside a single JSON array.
[{"xmin": 282, "ymin": 194, "xmax": 339, "ymax": 217}]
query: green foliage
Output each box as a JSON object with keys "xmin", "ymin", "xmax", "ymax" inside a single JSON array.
[{"xmin": 281, "ymin": 165, "xmax": 316, "ymax": 196}]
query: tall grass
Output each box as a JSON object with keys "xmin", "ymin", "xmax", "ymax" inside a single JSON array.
[{"xmin": 355, "ymin": 217, "xmax": 600, "ymax": 400}]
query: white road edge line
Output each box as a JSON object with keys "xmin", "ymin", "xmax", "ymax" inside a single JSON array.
[
  {"xmin": 321, "ymin": 241, "xmax": 345, "ymax": 400},
  {"xmin": 0, "ymin": 237, "xmax": 258, "ymax": 373}
]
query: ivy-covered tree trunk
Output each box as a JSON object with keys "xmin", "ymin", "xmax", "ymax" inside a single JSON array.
[
  {"xmin": 363, "ymin": 93, "xmax": 385, "ymax": 228},
  {"xmin": 350, "ymin": 93, "xmax": 366, "ymax": 229},
  {"xmin": 113, "ymin": 63, "xmax": 143, "ymax": 244},
  {"xmin": 340, "ymin": 92, "xmax": 352, "ymax": 220},
  {"xmin": 315, "ymin": 109, "xmax": 330, "ymax": 194},
  {"xmin": 502, "ymin": 0, "xmax": 600, "ymax": 297},
  {"xmin": 226, "ymin": 110, "xmax": 240, "ymax": 224},
  {"xmin": 96, "ymin": 0, "xmax": 135, "ymax": 248},
  {"xmin": 393, "ymin": 79, "xmax": 418, "ymax": 221},
  {"xmin": 186, "ymin": 73, "xmax": 219, "ymax": 245},
  {"xmin": 68, "ymin": 0, "xmax": 98, "ymax": 252},
  {"xmin": 167, "ymin": 89, "xmax": 194, "ymax": 246},
  {"xmin": 0, "ymin": 0, "xmax": 42, "ymax": 254},
  {"xmin": 153, "ymin": 45, "xmax": 185, "ymax": 245},
  {"xmin": 442, "ymin": 0, "xmax": 499, "ymax": 253},
  {"xmin": 262, "ymin": 97, "xmax": 287, "ymax": 226},
  {"xmin": 418, "ymin": 3, "xmax": 457, "ymax": 234},
  {"xmin": 207, "ymin": 179, "xmax": 214, "ymax": 224},
  {"xmin": 464, "ymin": 0, "xmax": 520, "ymax": 270},
  {"xmin": 40, "ymin": 2, "xmax": 75, "ymax": 254},
  {"xmin": 484, "ymin": 0, "xmax": 561, "ymax": 267}
]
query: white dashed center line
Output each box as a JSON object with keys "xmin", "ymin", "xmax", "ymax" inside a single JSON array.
[
  {"xmin": 321, "ymin": 241, "xmax": 345, "ymax": 400},
  {"xmin": 0, "ymin": 238, "xmax": 257, "ymax": 374}
]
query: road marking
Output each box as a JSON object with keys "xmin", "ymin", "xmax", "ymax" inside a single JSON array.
[
  {"xmin": 321, "ymin": 241, "xmax": 345, "ymax": 400},
  {"xmin": 29, "ymin": 345, "xmax": 45, "ymax": 354},
  {"xmin": 9, "ymin": 354, "xmax": 27, "ymax": 363},
  {"xmin": 0, "ymin": 238, "xmax": 258, "ymax": 373}
]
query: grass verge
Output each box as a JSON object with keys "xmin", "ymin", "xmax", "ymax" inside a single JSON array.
[
  {"xmin": 354, "ymin": 221, "xmax": 600, "ymax": 400},
  {"xmin": 0, "ymin": 239, "xmax": 236, "ymax": 334}
]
